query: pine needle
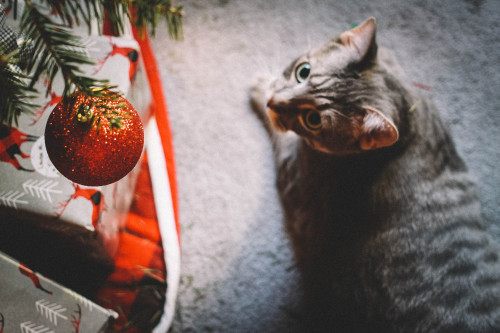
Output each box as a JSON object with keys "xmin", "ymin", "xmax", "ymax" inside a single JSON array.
[
  {"xmin": 130, "ymin": 0, "xmax": 184, "ymax": 40},
  {"xmin": 21, "ymin": 0, "xmax": 111, "ymax": 98},
  {"xmin": 0, "ymin": 62, "xmax": 38, "ymax": 126},
  {"xmin": 0, "ymin": 41, "xmax": 39, "ymax": 126}
]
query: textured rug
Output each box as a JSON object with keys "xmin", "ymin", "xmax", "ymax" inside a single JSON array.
[{"xmin": 151, "ymin": 0, "xmax": 500, "ymax": 331}]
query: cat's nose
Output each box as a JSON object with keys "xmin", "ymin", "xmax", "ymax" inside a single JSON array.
[
  {"xmin": 267, "ymin": 96, "xmax": 284, "ymax": 113},
  {"xmin": 267, "ymin": 95, "xmax": 291, "ymax": 115},
  {"xmin": 266, "ymin": 96, "xmax": 275, "ymax": 109}
]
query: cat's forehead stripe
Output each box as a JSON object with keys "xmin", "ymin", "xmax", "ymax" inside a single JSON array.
[
  {"xmin": 282, "ymin": 41, "xmax": 341, "ymax": 79},
  {"xmin": 310, "ymin": 40, "xmax": 341, "ymax": 58}
]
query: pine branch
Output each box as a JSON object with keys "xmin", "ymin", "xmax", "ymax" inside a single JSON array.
[
  {"xmin": 0, "ymin": 0, "xmax": 183, "ymax": 127},
  {"xmin": 21, "ymin": 0, "xmax": 111, "ymax": 98},
  {"xmin": 101, "ymin": 0, "xmax": 129, "ymax": 36},
  {"xmin": 165, "ymin": 4, "xmax": 183, "ymax": 40},
  {"xmin": 42, "ymin": 0, "xmax": 104, "ymax": 34},
  {"xmin": 0, "ymin": 51, "xmax": 38, "ymax": 126},
  {"xmin": 130, "ymin": 0, "xmax": 184, "ymax": 39}
]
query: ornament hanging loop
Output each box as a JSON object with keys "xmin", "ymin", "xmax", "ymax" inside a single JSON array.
[{"xmin": 75, "ymin": 103, "xmax": 95, "ymax": 125}]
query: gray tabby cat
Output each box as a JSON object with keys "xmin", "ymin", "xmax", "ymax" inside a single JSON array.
[{"xmin": 251, "ymin": 17, "xmax": 500, "ymax": 332}]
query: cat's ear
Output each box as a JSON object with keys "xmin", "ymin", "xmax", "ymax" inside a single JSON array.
[
  {"xmin": 340, "ymin": 17, "xmax": 377, "ymax": 62},
  {"xmin": 359, "ymin": 106, "xmax": 399, "ymax": 150}
]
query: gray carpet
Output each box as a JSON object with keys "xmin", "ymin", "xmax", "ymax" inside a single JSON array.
[{"xmin": 151, "ymin": 1, "xmax": 500, "ymax": 332}]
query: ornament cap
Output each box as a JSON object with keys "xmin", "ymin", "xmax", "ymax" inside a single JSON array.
[{"xmin": 75, "ymin": 103, "xmax": 95, "ymax": 125}]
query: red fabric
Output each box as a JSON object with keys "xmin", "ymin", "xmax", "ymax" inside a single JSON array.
[
  {"xmin": 96, "ymin": 154, "xmax": 166, "ymax": 333},
  {"xmin": 131, "ymin": 27, "xmax": 181, "ymax": 246}
]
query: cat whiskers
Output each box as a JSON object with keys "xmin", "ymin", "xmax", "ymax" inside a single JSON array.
[
  {"xmin": 409, "ymin": 100, "xmax": 421, "ymax": 113},
  {"xmin": 331, "ymin": 109, "xmax": 349, "ymax": 120},
  {"xmin": 253, "ymin": 53, "xmax": 278, "ymax": 79}
]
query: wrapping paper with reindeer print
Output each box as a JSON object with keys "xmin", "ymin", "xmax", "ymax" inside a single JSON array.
[
  {"xmin": 0, "ymin": 5, "xmax": 152, "ymax": 258},
  {"xmin": 0, "ymin": 251, "xmax": 117, "ymax": 332}
]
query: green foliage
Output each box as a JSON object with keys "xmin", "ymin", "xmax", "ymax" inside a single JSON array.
[
  {"xmin": 41, "ymin": 0, "xmax": 102, "ymax": 30},
  {"xmin": 131, "ymin": 0, "xmax": 184, "ymax": 39},
  {"xmin": 101, "ymin": 0, "xmax": 129, "ymax": 36},
  {"xmin": 0, "ymin": 54, "xmax": 38, "ymax": 126},
  {"xmin": 0, "ymin": 0, "xmax": 183, "ymax": 127},
  {"xmin": 22, "ymin": 0, "xmax": 110, "ymax": 97}
]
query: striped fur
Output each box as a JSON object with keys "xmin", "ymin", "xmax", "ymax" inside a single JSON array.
[{"xmin": 250, "ymin": 18, "xmax": 500, "ymax": 332}]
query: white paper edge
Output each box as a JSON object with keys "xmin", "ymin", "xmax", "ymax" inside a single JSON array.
[{"xmin": 146, "ymin": 119, "xmax": 181, "ymax": 333}]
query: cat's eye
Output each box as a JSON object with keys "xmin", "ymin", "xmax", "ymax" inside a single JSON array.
[
  {"xmin": 295, "ymin": 62, "xmax": 311, "ymax": 83},
  {"xmin": 302, "ymin": 110, "xmax": 322, "ymax": 131}
]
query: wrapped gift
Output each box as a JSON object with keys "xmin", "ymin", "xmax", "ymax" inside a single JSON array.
[
  {"xmin": 0, "ymin": 251, "xmax": 117, "ymax": 332},
  {"xmin": 0, "ymin": 3, "xmax": 181, "ymax": 331},
  {"xmin": 0, "ymin": 4, "xmax": 153, "ymax": 295}
]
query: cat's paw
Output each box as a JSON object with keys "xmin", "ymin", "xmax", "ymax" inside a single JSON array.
[{"xmin": 250, "ymin": 74, "xmax": 273, "ymax": 119}]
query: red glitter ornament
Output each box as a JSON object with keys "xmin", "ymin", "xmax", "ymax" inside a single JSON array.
[{"xmin": 45, "ymin": 90, "xmax": 144, "ymax": 186}]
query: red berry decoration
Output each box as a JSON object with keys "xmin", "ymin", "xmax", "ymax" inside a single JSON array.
[{"xmin": 45, "ymin": 90, "xmax": 144, "ymax": 186}]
